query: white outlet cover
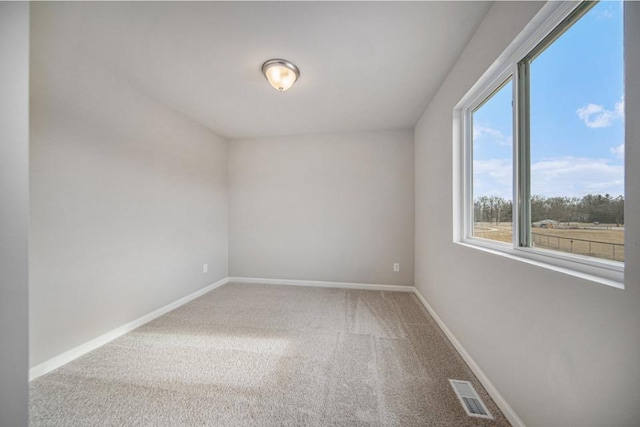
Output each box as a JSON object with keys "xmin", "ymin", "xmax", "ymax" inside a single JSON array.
[
  {"xmin": 393, "ymin": 263, "xmax": 400, "ymax": 272},
  {"xmin": 203, "ymin": 264, "xmax": 208, "ymax": 273}
]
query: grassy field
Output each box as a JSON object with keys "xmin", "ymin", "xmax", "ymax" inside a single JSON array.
[{"xmin": 473, "ymin": 222, "xmax": 624, "ymax": 261}]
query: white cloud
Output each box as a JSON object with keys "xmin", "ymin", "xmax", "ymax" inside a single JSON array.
[
  {"xmin": 576, "ymin": 96, "xmax": 624, "ymax": 128},
  {"xmin": 473, "ymin": 156, "xmax": 624, "ymax": 200},
  {"xmin": 615, "ymin": 96, "xmax": 625, "ymax": 118},
  {"xmin": 594, "ymin": 8, "xmax": 614, "ymax": 20},
  {"xmin": 610, "ymin": 143, "xmax": 624, "ymax": 159},
  {"xmin": 530, "ymin": 157, "xmax": 624, "ymax": 197},
  {"xmin": 473, "ymin": 158, "xmax": 513, "ymax": 200},
  {"xmin": 473, "ymin": 124, "xmax": 512, "ymax": 146}
]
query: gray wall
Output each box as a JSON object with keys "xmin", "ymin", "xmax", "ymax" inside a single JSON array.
[
  {"xmin": 229, "ymin": 130, "xmax": 414, "ymax": 286},
  {"xmin": 414, "ymin": 2, "xmax": 640, "ymax": 426},
  {"xmin": 0, "ymin": 3, "xmax": 30, "ymax": 425},
  {"xmin": 29, "ymin": 5, "xmax": 229, "ymax": 366}
]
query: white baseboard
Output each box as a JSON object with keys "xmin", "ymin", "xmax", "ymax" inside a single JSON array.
[
  {"xmin": 412, "ymin": 288, "xmax": 525, "ymax": 427},
  {"xmin": 29, "ymin": 277, "xmax": 229, "ymax": 381},
  {"xmin": 228, "ymin": 276, "xmax": 415, "ymax": 292}
]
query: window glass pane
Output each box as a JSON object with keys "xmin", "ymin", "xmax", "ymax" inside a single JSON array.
[
  {"xmin": 472, "ymin": 79, "xmax": 513, "ymax": 243},
  {"xmin": 529, "ymin": 1, "xmax": 624, "ymax": 262}
]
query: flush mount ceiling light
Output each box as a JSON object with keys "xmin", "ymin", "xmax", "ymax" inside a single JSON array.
[{"xmin": 261, "ymin": 59, "xmax": 300, "ymax": 92}]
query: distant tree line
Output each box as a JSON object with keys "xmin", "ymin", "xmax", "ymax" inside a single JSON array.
[{"xmin": 474, "ymin": 194, "xmax": 624, "ymax": 225}]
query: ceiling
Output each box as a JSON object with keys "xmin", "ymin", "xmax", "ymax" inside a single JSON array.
[{"xmin": 33, "ymin": 1, "xmax": 492, "ymax": 140}]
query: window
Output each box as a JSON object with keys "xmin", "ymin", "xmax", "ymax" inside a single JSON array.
[
  {"xmin": 472, "ymin": 79, "xmax": 513, "ymax": 243},
  {"xmin": 458, "ymin": 1, "xmax": 625, "ymax": 287}
]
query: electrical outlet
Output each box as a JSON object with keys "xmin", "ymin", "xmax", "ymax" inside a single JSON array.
[
  {"xmin": 203, "ymin": 264, "xmax": 208, "ymax": 273},
  {"xmin": 393, "ymin": 263, "xmax": 400, "ymax": 272}
]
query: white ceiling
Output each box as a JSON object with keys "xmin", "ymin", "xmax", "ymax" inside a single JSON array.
[{"xmin": 35, "ymin": 1, "xmax": 492, "ymax": 140}]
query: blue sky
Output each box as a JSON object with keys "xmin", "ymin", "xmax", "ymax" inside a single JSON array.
[{"xmin": 473, "ymin": 0, "xmax": 624, "ymax": 201}]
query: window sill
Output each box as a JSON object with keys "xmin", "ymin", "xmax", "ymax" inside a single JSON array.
[{"xmin": 455, "ymin": 238, "xmax": 624, "ymax": 290}]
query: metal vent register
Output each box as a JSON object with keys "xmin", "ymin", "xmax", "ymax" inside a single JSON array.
[{"xmin": 449, "ymin": 379, "xmax": 493, "ymax": 419}]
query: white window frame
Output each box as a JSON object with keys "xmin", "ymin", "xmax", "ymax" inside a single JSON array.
[{"xmin": 454, "ymin": 0, "xmax": 624, "ymax": 289}]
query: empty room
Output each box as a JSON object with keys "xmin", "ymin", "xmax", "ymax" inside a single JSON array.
[{"xmin": 1, "ymin": 1, "xmax": 639, "ymax": 426}]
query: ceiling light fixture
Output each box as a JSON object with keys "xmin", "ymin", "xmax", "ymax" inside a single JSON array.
[{"xmin": 261, "ymin": 59, "xmax": 300, "ymax": 92}]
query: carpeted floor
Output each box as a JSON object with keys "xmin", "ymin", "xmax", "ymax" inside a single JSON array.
[{"xmin": 30, "ymin": 283, "xmax": 510, "ymax": 426}]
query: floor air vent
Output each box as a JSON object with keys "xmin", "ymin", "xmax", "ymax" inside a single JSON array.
[{"xmin": 449, "ymin": 379, "xmax": 493, "ymax": 419}]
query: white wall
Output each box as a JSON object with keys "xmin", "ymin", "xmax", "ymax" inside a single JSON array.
[
  {"xmin": 229, "ymin": 130, "xmax": 414, "ymax": 286},
  {"xmin": 414, "ymin": 2, "xmax": 640, "ymax": 426},
  {"xmin": 0, "ymin": 3, "xmax": 30, "ymax": 425},
  {"xmin": 29, "ymin": 5, "xmax": 229, "ymax": 366}
]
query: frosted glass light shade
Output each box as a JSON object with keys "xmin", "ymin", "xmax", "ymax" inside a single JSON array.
[{"xmin": 262, "ymin": 59, "xmax": 300, "ymax": 92}]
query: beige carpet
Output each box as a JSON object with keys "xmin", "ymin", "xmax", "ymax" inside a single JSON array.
[{"xmin": 30, "ymin": 283, "xmax": 510, "ymax": 426}]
